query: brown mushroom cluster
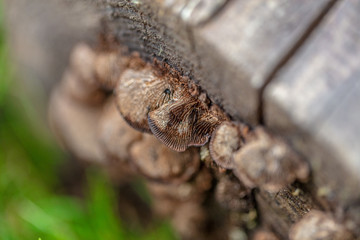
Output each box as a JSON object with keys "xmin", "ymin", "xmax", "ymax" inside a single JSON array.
[
  {"xmin": 115, "ymin": 61, "xmax": 228, "ymax": 151},
  {"xmin": 210, "ymin": 122, "xmax": 309, "ymax": 192},
  {"xmin": 49, "ymin": 42, "xmax": 356, "ymax": 239},
  {"xmin": 49, "ymin": 42, "xmax": 227, "ymax": 239}
]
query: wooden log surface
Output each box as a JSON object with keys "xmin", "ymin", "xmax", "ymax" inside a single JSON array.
[
  {"xmin": 255, "ymin": 185, "xmax": 319, "ymax": 239},
  {"xmin": 4, "ymin": 0, "xmax": 360, "ymax": 238},
  {"xmin": 99, "ymin": 0, "xmax": 336, "ymax": 124}
]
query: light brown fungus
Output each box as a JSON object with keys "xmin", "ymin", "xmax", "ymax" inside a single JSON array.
[
  {"xmin": 209, "ymin": 121, "xmax": 243, "ymax": 169},
  {"xmin": 233, "ymin": 127, "xmax": 309, "ymax": 192},
  {"xmin": 116, "ymin": 60, "xmax": 226, "ymax": 152},
  {"xmin": 129, "ymin": 134, "xmax": 200, "ymax": 183}
]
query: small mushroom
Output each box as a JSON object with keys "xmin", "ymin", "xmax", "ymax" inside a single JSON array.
[
  {"xmin": 209, "ymin": 121, "xmax": 242, "ymax": 169},
  {"xmin": 65, "ymin": 43, "xmax": 131, "ymax": 104},
  {"xmin": 148, "ymin": 91, "xmax": 227, "ymax": 152},
  {"xmin": 147, "ymin": 166, "xmax": 213, "ymax": 205},
  {"xmin": 69, "ymin": 42, "xmax": 97, "ymax": 85},
  {"xmin": 49, "ymin": 87, "xmax": 105, "ymax": 164},
  {"xmin": 147, "ymin": 168, "xmax": 213, "ymax": 219},
  {"xmin": 150, "ymin": 193, "xmax": 180, "ymax": 217},
  {"xmin": 129, "ymin": 134, "xmax": 200, "ymax": 183},
  {"xmin": 63, "ymin": 43, "xmax": 112, "ymax": 104},
  {"xmin": 116, "ymin": 61, "xmax": 226, "ymax": 151},
  {"xmin": 148, "ymin": 98, "xmax": 224, "ymax": 152},
  {"xmin": 200, "ymin": 144, "xmax": 227, "ymax": 175},
  {"xmin": 215, "ymin": 174, "xmax": 252, "ymax": 211},
  {"xmin": 252, "ymin": 229, "xmax": 280, "ymax": 240},
  {"xmin": 59, "ymin": 69, "xmax": 106, "ymax": 105},
  {"xmin": 115, "ymin": 65, "xmax": 173, "ymax": 132},
  {"xmin": 170, "ymin": 199, "xmax": 229, "ymax": 240},
  {"xmin": 233, "ymin": 128, "xmax": 309, "ymax": 192},
  {"xmin": 171, "ymin": 202, "xmax": 207, "ymax": 240},
  {"xmin": 94, "ymin": 51, "xmax": 129, "ymax": 90},
  {"xmin": 98, "ymin": 97, "xmax": 143, "ymax": 161},
  {"xmin": 289, "ymin": 210, "xmax": 354, "ymax": 240}
]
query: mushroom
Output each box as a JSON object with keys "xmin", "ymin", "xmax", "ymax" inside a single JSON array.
[
  {"xmin": 64, "ymin": 43, "xmax": 133, "ymax": 104},
  {"xmin": 209, "ymin": 121, "xmax": 243, "ymax": 169},
  {"xmin": 69, "ymin": 42, "xmax": 97, "ymax": 85},
  {"xmin": 252, "ymin": 229, "xmax": 280, "ymax": 240},
  {"xmin": 129, "ymin": 134, "xmax": 200, "ymax": 183},
  {"xmin": 116, "ymin": 61, "xmax": 226, "ymax": 151},
  {"xmin": 98, "ymin": 97, "xmax": 143, "ymax": 161},
  {"xmin": 289, "ymin": 210, "xmax": 354, "ymax": 240},
  {"xmin": 148, "ymin": 98, "xmax": 226, "ymax": 152},
  {"xmin": 147, "ymin": 167, "xmax": 212, "ymax": 220},
  {"xmin": 146, "ymin": 166, "xmax": 213, "ymax": 205},
  {"xmin": 94, "ymin": 51, "xmax": 129, "ymax": 90},
  {"xmin": 215, "ymin": 174, "xmax": 252, "ymax": 211},
  {"xmin": 48, "ymin": 87, "xmax": 105, "ymax": 164},
  {"xmin": 171, "ymin": 202, "xmax": 207, "ymax": 240},
  {"xmin": 170, "ymin": 199, "xmax": 230, "ymax": 240},
  {"xmin": 65, "ymin": 43, "xmax": 110, "ymax": 104},
  {"xmin": 115, "ymin": 65, "xmax": 173, "ymax": 132},
  {"xmin": 233, "ymin": 127, "xmax": 309, "ymax": 192},
  {"xmin": 59, "ymin": 69, "xmax": 106, "ymax": 105}
]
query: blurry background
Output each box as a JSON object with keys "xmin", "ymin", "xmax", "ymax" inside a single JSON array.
[{"xmin": 0, "ymin": 1, "xmax": 176, "ymax": 239}]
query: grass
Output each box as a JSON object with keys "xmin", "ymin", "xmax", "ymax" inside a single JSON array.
[{"xmin": 0, "ymin": 2, "xmax": 176, "ymax": 239}]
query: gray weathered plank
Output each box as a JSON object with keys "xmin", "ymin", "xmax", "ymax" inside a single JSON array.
[
  {"xmin": 264, "ymin": 0, "xmax": 360, "ymax": 208},
  {"xmin": 193, "ymin": 0, "xmax": 334, "ymax": 123}
]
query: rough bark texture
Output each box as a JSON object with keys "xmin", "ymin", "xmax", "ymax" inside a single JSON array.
[{"xmin": 4, "ymin": 0, "xmax": 360, "ymax": 239}]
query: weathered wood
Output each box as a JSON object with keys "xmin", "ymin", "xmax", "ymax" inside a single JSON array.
[
  {"xmin": 191, "ymin": 0, "xmax": 335, "ymax": 124},
  {"xmin": 264, "ymin": 0, "xmax": 360, "ymax": 210},
  {"xmin": 255, "ymin": 185, "xmax": 319, "ymax": 239},
  {"xmin": 100, "ymin": 0, "xmax": 199, "ymax": 79},
  {"xmin": 99, "ymin": 0, "xmax": 335, "ymax": 124}
]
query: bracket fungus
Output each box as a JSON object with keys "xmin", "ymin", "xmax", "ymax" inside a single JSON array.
[
  {"xmin": 148, "ymin": 101, "xmax": 227, "ymax": 152},
  {"xmin": 49, "ymin": 88, "xmax": 105, "ymax": 164},
  {"xmin": 98, "ymin": 98, "xmax": 142, "ymax": 161},
  {"xmin": 215, "ymin": 174, "xmax": 252, "ymax": 211},
  {"xmin": 94, "ymin": 51, "xmax": 129, "ymax": 90},
  {"xmin": 49, "ymin": 43, "xmax": 109, "ymax": 163},
  {"xmin": 116, "ymin": 66, "xmax": 172, "ymax": 132},
  {"xmin": 209, "ymin": 122, "xmax": 247, "ymax": 169},
  {"xmin": 233, "ymin": 127, "xmax": 309, "ymax": 192},
  {"xmin": 62, "ymin": 44, "xmax": 106, "ymax": 105},
  {"xmin": 252, "ymin": 229, "xmax": 280, "ymax": 240},
  {"xmin": 115, "ymin": 60, "xmax": 227, "ymax": 151},
  {"xmin": 129, "ymin": 134, "xmax": 200, "ymax": 183},
  {"xmin": 171, "ymin": 202, "xmax": 208, "ymax": 240},
  {"xmin": 146, "ymin": 166, "xmax": 213, "ymax": 207},
  {"xmin": 69, "ymin": 43, "xmax": 97, "ymax": 87}
]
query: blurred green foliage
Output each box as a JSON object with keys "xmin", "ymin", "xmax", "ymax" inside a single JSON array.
[{"xmin": 0, "ymin": 2, "xmax": 176, "ymax": 239}]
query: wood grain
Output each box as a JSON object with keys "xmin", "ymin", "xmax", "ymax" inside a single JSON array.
[
  {"xmin": 256, "ymin": 185, "xmax": 318, "ymax": 239},
  {"xmin": 264, "ymin": 0, "xmax": 360, "ymax": 208},
  {"xmin": 194, "ymin": 0, "xmax": 334, "ymax": 123}
]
